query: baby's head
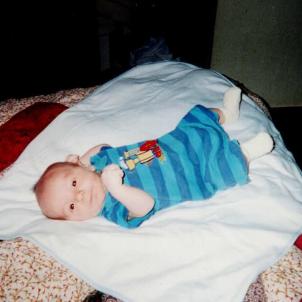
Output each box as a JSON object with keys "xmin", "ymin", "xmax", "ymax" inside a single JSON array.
[{"xmin": 34, "ymin": 161, "xmax": 105, "ymax": 221}]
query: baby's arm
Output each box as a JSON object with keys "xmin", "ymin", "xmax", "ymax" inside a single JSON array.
[
  {"xmin": 102, "ymin": 164, "xmax": 155, "ymax": 217},
  {"xmin": 79, "ymin": 144, "xmax": 110, "ymax": 167},
  {"xmin": 66, "ymin": 144, "xmax": 109, "ymax": 169}
]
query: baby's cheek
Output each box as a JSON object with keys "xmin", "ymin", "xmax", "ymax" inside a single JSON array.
[{"xmin": 78, "ymin": 206, "xmax": 94, "ymax": 220}]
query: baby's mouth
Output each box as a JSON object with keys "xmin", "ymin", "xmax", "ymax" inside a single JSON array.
[
  {"xmin": 90, "ymin": 183, "xmax": 100, "ymax": 208},
  {"xmin": 90, "ymin": 185, "xmax": 95, "ymax": 206}
]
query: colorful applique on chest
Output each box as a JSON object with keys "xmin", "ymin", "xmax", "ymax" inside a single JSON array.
[{"xmin": 119, "ymin": 140, "xmax": 165, "ymax": 170}]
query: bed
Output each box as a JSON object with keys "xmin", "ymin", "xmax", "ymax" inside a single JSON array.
[{"xmin": 0, "ymin": 61, "xmax": 302, "ymax": 302}]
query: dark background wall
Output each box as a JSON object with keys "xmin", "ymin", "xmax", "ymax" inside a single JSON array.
[
  {"xmin": 1, "ymin": 0, "xmax": 217, "ymax": 101},
  {"xmin": 2, "ymin": 1, "xmax": 101, "ymax": 100}
]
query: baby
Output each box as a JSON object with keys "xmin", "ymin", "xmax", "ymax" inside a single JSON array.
[{"xmin": 34, "ymin": 87, "xmax": 274, "ymax": 228}]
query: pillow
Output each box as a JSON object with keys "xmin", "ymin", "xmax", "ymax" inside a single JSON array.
[
  {"xmin": 0, "ymin": 102, "xmax": 67, "ymax": 172},
  {"xmin": 295, "ymin": 234, "xmax": 302, "ymax": 249}
]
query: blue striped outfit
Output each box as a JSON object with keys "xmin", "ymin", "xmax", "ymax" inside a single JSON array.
[{"xmin": 90, "ymin": 105, "xmax": 248, "ymax": 228}]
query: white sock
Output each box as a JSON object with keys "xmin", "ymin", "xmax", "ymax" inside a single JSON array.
[
  {"xmin": 241, "ymin": 132, "xmax": 274, "ymax": 162},
  {"xmin": 221, "ymin": 87, "xmax": 241, "ymax": 124}
]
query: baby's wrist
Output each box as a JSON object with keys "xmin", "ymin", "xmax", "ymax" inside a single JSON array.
[
  {"xmin": 78, "ymin": 159, "xmax": 87, "ymax": 168},
  {"xmin": 106, "ymin": 183, "xmax": 124, "ymax": 198},
  {"xmin": 78, "ymin": 158, "xmax": 94, "ymax": 171}
]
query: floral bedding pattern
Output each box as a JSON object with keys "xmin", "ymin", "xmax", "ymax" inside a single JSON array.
[
  {"xmin": 0, "ymin": 86, "xmax": 301, "ymax": 302},
  {"xmin": 261, "ymin": 246, "xmax": 302, "ymax": 301},
  {"xmin": 0, "ymin": 238, "xmax": 94, "ymax": 301}
]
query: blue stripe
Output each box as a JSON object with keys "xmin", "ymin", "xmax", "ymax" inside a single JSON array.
[
  {"xmin": 171, "ymin": 128, "xmax": 212, "ymax": 199},
  {"xmin": 200, "ymin": 130, "xmax": 220, "ymax": 191},
  {"xmin": 182, "ymin": 105, "xmax": 216, "ymax": 125},
  {"xmin": 208, "ymin": 126, "xmax": 236, "ymax": 188},
  {"xmin": 189, "ymin": 108, "xmax": 233, "ymax": 189},
  {"xmin": 105, "ymin": 148, "xmax": 121, "ymax": 166},
  {"xmin": 203, "ymin": 128, "xmax": 226, "ymax": 189},
  {"xmin": 183, "ymin": 112, "xmax": 200, "ymax": 125},
  {"xmin": 183, "ymin": 126, "xmax": 214, "ymax": 195},
  {"xmin": 102, "ymin": 194, "xmax": 119, "ymax": 223},
  {"xmin": 148, "ymin": 158, "xmax": 171, "ymax": 209},
  {"xmin": 148, "ymin": 147, "xmax": 182, "ymax": 208},
  {"xmin": 183, "ymin": 110, "xmax": 221, "ymax": 190},
  {"xmin": 125, "ymin": 143, "xmax": 159, "ymax": 200},
  {"xmin": 159, "ymin": 137, "xmax": 193, "ymax": 201},
  {"xmin": 193, "ymin": 105, "xmax": 217, "ymax": 122}
]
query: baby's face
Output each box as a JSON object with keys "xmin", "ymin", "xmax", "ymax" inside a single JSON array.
[{"xmin": 39, "ymin": 163, "xmax": 105, "ymax": 221}]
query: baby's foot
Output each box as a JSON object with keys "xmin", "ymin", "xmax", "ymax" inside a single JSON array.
[
  {"xmin": 221, "ymin": 87, "xmax": 241, "ymax": 124},
  {"xmin": 241, "ymin": 132, "xmax": 274, "ymax": 162}
]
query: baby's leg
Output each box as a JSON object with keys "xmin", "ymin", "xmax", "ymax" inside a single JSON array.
[
  {"xmin": 240, "ymin": 132, "xmax": 274, "ymax": 162},
  {"xmin": 213, "ymin": 87, "xmax": 242, "ymax": 124},
  {"xmin": 211, "ymin": 108, "xmax": 225, "ymax": 124}
]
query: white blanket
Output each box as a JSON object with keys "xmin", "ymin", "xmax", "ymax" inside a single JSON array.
[{"xmin": 1, "ymin": 62, "xmax": 302, "ymax": 302}]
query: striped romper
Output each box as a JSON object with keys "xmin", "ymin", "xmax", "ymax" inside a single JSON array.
[{"xmin": 90, "ymin": 105, "xmax": 248, "ymax": 228}]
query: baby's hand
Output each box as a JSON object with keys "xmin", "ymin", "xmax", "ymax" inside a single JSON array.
[
  {"xmin": 66, "ymin": 154, "xmax": 93, "ymax": 170},
  {"xmin": 101, "ymin": 164, "xmax": 124, "ymax": 192},
  {"xmin": 66, "ymin": 154, "xmax": 80, "ymax": 163}
]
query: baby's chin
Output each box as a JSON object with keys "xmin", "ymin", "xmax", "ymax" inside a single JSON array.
[
  {"xmin": 83, "ymin": 201, "xmax": 105, "ymax": 221},
  {"xmin": 66, "ymin": 191, "xmax": 105, "ymax": 221},
  {"xmin": 64, "ymin": 206, "xmax": 102, "ymax": 221},
  {"xmin": 67, "ymin": 213, "xmax": 98, "ymax": 221}
]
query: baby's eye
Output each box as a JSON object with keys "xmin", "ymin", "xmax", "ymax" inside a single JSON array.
[
  {"xmin": 72, "ymin": 180, "xmax": 77, "ymax": 187},
  {"xmin": 70, "ymin": 203, "xmax": 75, "ymax": 210}
]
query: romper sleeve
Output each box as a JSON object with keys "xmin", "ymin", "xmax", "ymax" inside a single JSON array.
[
  {"xmin": 90, "ymin": 149, "xmax": 110, "ymax": 172},
  {"xmin": 99, "ymin": 193, "xmax": 155, "ymax": 228}
]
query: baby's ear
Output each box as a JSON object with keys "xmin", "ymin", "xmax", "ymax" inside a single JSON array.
[{"xmin": 65, "ymin": 154, "xmax": 80, "ymax": 163}]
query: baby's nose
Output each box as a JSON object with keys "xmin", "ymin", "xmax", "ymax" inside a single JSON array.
[{"xmin": 76, "ymin": 190, "xmax": 84, "ymax": 202}]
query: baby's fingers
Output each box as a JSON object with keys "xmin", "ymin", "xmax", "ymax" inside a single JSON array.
[
  {"xmin": 105, "ymin": 164, "xmax": 121, "ymax": 171},
  {"xmin": 66, "ymin": 154, "xmax": 80, "ymax": 163}
]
